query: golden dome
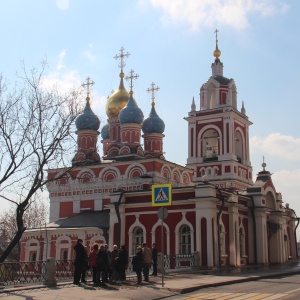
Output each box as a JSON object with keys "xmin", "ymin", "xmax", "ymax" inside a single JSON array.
[
  {"xmin": 105, "ymin": 72, "xmax": 130, "ymax": 119},
  {"xmin": 213, "ymin": 46, "xmax": 221, "ymax": 59}
]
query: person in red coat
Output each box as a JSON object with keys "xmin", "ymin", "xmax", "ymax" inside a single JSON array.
[{"xmin": 89, "ymin": 243, "xmax": 99, "ymax": 284}]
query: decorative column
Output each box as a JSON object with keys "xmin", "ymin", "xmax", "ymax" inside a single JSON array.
[
  {"xmin": 194, "ymin": 183, "xmax": 218, "ymax": 267},
  {"xmin": 254, "ymin": 208, "xmax": 268, "ymax": 264},
  {"xmin": 228, "ymin": 204, "xmax": 239, "ymax": 266}
]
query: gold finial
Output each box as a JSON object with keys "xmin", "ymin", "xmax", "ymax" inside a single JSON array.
[
  {"xmin": 213, "ymin": 29, "xmax": 221, "ymax": 60},
  {"xmin": 82, "ymin": 76, "xmax": 95, "ymax": 100},
  {"xmin": 125, "ymin": 69, "xmax": 139, "ymax": 93},
  {"xmin": 114, "ymin": 47, "xmax": 130, "ymax": 73},
  {"xmin": 146, "ymin": 82, "xmax": 160, "ymax": 107}
]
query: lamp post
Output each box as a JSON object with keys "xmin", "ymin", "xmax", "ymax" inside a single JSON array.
[
  {"xmin": 291, "ymin": 217, "xmax": 300, "ymax": 259},
  {"xmin": 112, "ymin": 188, "xmax": 124, "ymax": 248},
  {"xmin": 202, "ymin": 176, "xmax": 230, "ymax": 268}
]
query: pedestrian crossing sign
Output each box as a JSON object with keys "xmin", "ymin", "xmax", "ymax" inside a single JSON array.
[{"xmin": 152, "ymin": 184, "xmax": 172, "ymax": 206}]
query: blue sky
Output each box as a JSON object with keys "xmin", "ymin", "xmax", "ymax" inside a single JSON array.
[{"xmin": 1, "ymin": 0, "xmax": 300, "ymax": 227}]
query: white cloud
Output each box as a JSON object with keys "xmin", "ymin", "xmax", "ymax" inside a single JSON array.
[
  {"xmin": 250, "ymin": 134, "xmax": 300, "ymax": 216},
  {"xmin": 149, "ymin": 0, "xmax": 289, "ymax": 31},
  {"xmin": 271, "ymin": 169, "xmax": 300, "ymax": 216},
  {"xmin": 250, "ymin": 133, "xmax": 300, "ymax": 161},
  {"xmin": 42, "ymin": 69, "xmax": 81, "ymax": 95},
  {"xmin": 41, "ymin": 51, "xmax": 81, "ymax": 94},
  {"xmin": 56, "ymin": 0, "xmax": 70, "ymax": 10},
  {"xmin": 83, "ymin": 44, "xmax": 96, "ymax": 62},
  {"xmin": 57, "ymin": 50, "xmax": 66, "ymax": 71},
  {"xmin": 90, "ymin": 95, "xmax": 107, "ymax": 124}
]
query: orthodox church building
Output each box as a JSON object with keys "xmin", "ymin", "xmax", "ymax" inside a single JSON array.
[{"xmin": 20, "ymin": 35, "xmax": 298, "ymax": 267}]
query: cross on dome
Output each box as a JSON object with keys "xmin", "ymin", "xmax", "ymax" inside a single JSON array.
[
  {"xmin": 213, "ymin": 29, "xmax": 221, "ymax": 60},
  {"xmin": 262, "ymin": 155, "xmax": 267, "ymax": 171},
  {"xmin": 82, "ymin": 77, "xmax": 95, "ymax": 100},
  {"xmin": 125, "ymin": 69, "xmax": 139, "ymax": 92},
  {"xmin": 214, "ymin": 29, "xmax": 219, "ymax": 46},
  {"xmin": 146, "ymin": 82, "xmax": 160, "ymax": 106},
  {"xmin": 114, "ymin": 47, "xmax": 130, "ymax": 72}
]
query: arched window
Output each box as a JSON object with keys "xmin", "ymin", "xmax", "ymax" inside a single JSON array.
[
  {"xmin": 62, "ymin": 250, "xmax": 68, "ymax": 262},
  {"xmin": 132, "ymin": 227, "xmax": 143, "ymax": 255},
  {"xmin": 30, "ymin": 252, "xmax": 37, "ymax": 262},
  {"xmin": 203, "ymin": 129, "xmax": 219, "ymax": 159},
  {"xmin": 235, "ymin": 131, "xmax": 243, "ymax": 162},
  {"xmin": 201, "ymin": 168, "xmax": 205, "ymax": 176},
  {"xmin": 179, "ymin": 225, "xmax": 191, "ymax": 254}
]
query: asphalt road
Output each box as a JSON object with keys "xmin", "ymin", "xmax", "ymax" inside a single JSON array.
[{"xmin": 165, "ymin": 273, "xmax": 300, "ymax": 300}]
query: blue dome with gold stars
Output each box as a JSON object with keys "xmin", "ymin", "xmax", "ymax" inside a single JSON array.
[
  {"xmin": 101, "ymin": 123, "xmax": 110, "ymax": 139},
  {"xmin": 142, "ymin": 104, "xmax": 165, "ymax": 134},
  {"xmin": 119, "ymin": 93, "xmax": 144, "ymax": 124},
  {"xmin": 75, "ymin": 98, "xmax": 100, "ymax": 131}
]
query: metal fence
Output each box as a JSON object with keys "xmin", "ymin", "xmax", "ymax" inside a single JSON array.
[
  {"xmin": 0, "ymin": 253, "xmax": 195, "ymax": 286},
  {"xmin": 0, "ymin": 261, "xmax": 47, "ymax": 286},
  {"xmin": 163, "ymin": 254, "xmax": 195, "ymax": 269}
]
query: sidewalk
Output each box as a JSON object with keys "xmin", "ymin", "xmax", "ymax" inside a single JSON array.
[{"xmin": 1, "ymin": 261, "xmax": 300, "ymax": 299}]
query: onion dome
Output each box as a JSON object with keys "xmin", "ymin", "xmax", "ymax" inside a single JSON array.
[
  {"xmin": 101, "ymin": 123, "xmax": 110, "ymax": 139},
  {"xmin": 213, "ymin": 45, "xmax": 221, "ymax": 61},
  {"xmin": 75, "ymin": 97, "xmax": 100, "ymax": 131},
  {"xmin": 106, "ymin": 72, "xmax": 130, "ymax": 119},
  {"xmin": 119, "ymin": 91, "xmax": 144, "ymax": 124},
  {"xmin": 142, "ymin": 102, "xmax": 165, "ymax": 134}
]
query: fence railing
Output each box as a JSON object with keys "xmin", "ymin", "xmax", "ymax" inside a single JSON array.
[
  {"xmin": 0, "ymin": 261, "xmax": 47, "ymax": 286},
  {"xmin": 163, "ymin": 254, "xmax": 195, "ymax": 269},
  {"xmin": 0, "ymin": 253, "xmax": 195, "ymax": 287}
]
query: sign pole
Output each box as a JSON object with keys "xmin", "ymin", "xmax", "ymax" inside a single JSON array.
[
  {"xmin": 152, "ymin": 184, "xmax": 172, "ymax": 288},
  {"xmin": 161, "ymin": 216, "xmax": 164, "ymax": 287}
]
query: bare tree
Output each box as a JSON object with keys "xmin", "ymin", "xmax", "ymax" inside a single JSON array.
[
  {"xmin": 0, "ymin": 198, "xmax": 49, "ymax": 261},
  {"xmin": 0, "ymin": 64, "xmax": 83, "ymax": 262}
]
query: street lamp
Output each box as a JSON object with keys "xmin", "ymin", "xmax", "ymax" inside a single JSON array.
[
  {"xmin": 112, "ymin": 188, "xmax": 125, "ymax": 248},
  {"xmin": 201, "ymin": 176, "xmax": 231, "ymax": 268},
  {"xmin": 290, "ymin": 216, "xmax": 300, "ymax": 259}
]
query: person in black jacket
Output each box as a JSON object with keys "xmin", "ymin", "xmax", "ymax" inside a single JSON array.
[
  {"xmin": 132, "ymin": 246, "xmax": 143, "ymax": 285},
  {"xmin": 96, "ymin": 244, "xmax": 109, "ymax": 286},
  {"xmin": 73, "ymin": 239, "xmax": 85, "ymax": 285},
  {"xmin": 118, "ymin": 244, "xmax": 129, "ymax": 282}
]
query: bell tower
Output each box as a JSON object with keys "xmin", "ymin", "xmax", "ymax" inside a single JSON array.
[{"xmin": 185, "ymin": 30, "xmax": 253, "ymax": 190}]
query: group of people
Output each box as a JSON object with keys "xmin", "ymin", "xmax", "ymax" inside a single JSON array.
[
  {"xmin": 73, "ymin": 239, "xmax": 158, "ymax": 286},
  {"xmin": 73, "ymin": 239, "xmax": 129, "ymax": 286},
  {"xmin": 131, "ymin": 242, "xmax": 157, "ymax": 285}
]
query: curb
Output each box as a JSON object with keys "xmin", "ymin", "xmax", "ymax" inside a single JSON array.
[
  {"xmin": 167, "ymin": 269, "xmax": 300, "ymax": 294},
  {"xmin": 1, "ymin": 268, "xmax": 300, "ymax": 295}
]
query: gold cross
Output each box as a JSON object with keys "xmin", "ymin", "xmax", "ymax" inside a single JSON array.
[
  {"xmin": 214, "ymin": 29, "xmax": 219, "ymax": 46},
  {"xmin": 114, "ymin": 47, "xmax": 130, "ymax": 72},
  {"xmin": 146, "ymin": 82, "xmax": 160, "ymax": 104},
  {"xmin": 82, "ymin": 77, "xmax": 95, "ymax": 98},
  {"xmin": 125, "ymin": 69, "xmax": 139, "ymax": 92}
]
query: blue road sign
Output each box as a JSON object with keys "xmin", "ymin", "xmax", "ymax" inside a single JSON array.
[{"xmin": 152, "ymin": 184, "xmax": 172, "ymax": 206}]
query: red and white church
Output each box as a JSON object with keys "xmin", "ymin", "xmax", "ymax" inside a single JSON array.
[{"xmin": 20, "ymin": 37, "xmax": 298, "ymax": 267}]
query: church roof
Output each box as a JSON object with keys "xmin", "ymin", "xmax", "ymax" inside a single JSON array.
[
  {"xmin": 212, "ymin": 75, "xmax": 232, "ymax": 85},
  {"xmin": 46, "ymin": 210, "xmax": 109, "ymax": 229},
  {"xmin": 75, "ymin": 98, "xmax": 100, "ymax": 131},
  {"xmin": 119, "ymin": 93, "xmax": 144, "ymax": 124},
  {"xmin": 142, "ymin": 104, "xmax": 165, "ymax": 134},
  {"xmin": 101, "ymin": 123, "xmax": 110, "ymax": 139}
]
